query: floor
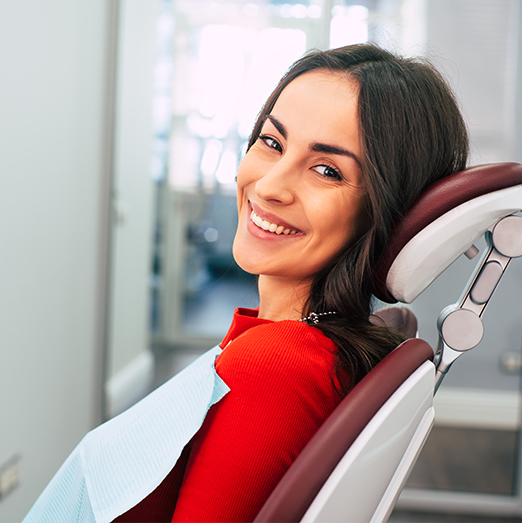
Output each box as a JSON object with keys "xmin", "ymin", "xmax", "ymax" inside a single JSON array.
[
  {"xmin": 390, "ymin": 511, "xmax": 522, "ymax": 522},
  {"xmin": 406, "ymin": 427, "xmax": 518, "ymax": 495},
  {"xmin": 389, "ymin": 426, "xmax": 521, "ymax": 522}
]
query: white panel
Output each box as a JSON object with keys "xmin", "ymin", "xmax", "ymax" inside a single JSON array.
[
  {"xmin": 434, "ymin": 387, "xmax": 520, "ymax": 429},
  {"xmin": 107, "ymin": 0, "xmax": 158, "ymax": 382},
  {"xmin": 0, "ymin": 1, "xmax": 112, "ymax": 520},
  {"xmin": 302, "ymin": 362, "xmax": 435, "ymax": 523},
  {"xmin": 387, "ymin": 186, "xmax": 522, "ymax": 303},
  {"xmin": 427, "ymin": 0, "xmax": 520, "ymax": 163},
  {"xmin": 106, "ymin": 351, "xmax": 155, "ymax": 419}
]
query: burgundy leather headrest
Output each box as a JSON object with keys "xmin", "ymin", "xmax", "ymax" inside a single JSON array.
[{"xmin": 373, "ymin": 163, "xmax": 522, "ymax": 303}]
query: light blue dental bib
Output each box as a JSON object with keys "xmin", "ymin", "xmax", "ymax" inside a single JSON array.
[{"xmin": 23, "ymin": 346, "xmax": 229, "ymax": 523}]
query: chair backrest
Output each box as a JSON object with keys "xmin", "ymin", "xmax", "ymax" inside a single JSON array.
[{"xmin": 254, "ymin": 336, "xmax": 433, "ymax": 523}]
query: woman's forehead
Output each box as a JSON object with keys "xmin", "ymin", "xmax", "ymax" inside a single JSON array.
[
  {"xmin": 277, "ymin": 69, "xmax": 359, "ymax": 105},
  {"xmin": 268, "ymin": 70, "xmax": 361, "ymax": 153}
]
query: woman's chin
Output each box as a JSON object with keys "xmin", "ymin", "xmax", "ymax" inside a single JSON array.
[
  {"xmin": 232, "ymin": 251, "xmax": 262, "ymax": 276},
  {"xmin": 232, "ymin": 238, "xmax": 257, "ymax": 276}
]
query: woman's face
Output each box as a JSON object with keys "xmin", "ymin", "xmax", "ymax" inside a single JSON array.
[{"xmin": 233, "ymin": 70, "xmax": 367, "ymax": 283}]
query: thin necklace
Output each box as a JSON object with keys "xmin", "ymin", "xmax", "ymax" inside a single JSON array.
[{"xmin": 298, "ymin": 311, "xmax": 337, "ymax": 324}]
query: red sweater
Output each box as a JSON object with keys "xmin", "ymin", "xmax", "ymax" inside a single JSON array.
[{"xmin": 114, "ymin": 308, "xmax": 341, "ymax": 523}]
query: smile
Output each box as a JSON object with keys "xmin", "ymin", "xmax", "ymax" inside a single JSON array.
[{"xmin": 250, "ymin": 210, "xmax": 300, "ymax": 235}]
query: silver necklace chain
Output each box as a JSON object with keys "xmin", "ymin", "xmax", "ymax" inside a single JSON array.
[{"xmin": 298, "ymin": 311, "xmax": 337, "ymax": 324}]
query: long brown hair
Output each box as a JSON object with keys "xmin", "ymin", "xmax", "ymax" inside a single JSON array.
[{"xmin": 247, "ymin": 44, "xmax": 469, "ymax": 394}]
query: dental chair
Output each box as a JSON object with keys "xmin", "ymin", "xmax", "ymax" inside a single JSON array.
[{"xmin": 254, "ymin": 162, "xmax": 522, "ymax": 523}]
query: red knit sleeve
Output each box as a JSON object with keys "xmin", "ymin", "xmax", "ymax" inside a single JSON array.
[{"xmin": 171, "ymin": 321, "xmax": 341, "ymax": 523}]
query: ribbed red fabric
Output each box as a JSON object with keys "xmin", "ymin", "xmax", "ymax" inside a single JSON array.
[{"xmin": 114, "ymin": 308, "xmax": 341, "ymax": 523}]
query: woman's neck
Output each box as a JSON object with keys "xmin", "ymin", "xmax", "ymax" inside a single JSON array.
[{"xmin": 257, "ymin": 275, "xmax": 311, "ymax": 322}]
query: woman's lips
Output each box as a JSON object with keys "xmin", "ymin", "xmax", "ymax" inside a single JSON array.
[{"xmin": 248, "ymin": 202, "xmax": 303, "ymax": 236}]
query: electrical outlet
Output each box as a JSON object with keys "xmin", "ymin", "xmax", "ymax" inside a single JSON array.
[{"xmin": 0, "ymin": 455, "xmax": 21, "ymax": 501}]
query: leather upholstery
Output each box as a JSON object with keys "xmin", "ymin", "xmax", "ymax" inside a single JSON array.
[{"xmin": 373, "ymin": 163, "xmax": 522, "ymax": 302}]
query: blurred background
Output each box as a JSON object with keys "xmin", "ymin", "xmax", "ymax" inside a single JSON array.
[{"xmin": 1, "ymin": 0, "xmax": 522, "ymax": 521}]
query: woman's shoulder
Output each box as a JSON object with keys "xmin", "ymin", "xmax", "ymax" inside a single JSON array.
[{"xmin": 216, "ymin": 320, "xmax": 337, "ymax": 380}]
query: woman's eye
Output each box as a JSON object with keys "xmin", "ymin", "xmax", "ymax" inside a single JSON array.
[
  {"xmin": 314, "ymin": 164, "xmax": 343, "ymax": 181},
  {"xmin": 259, "ymin": 135, "xmax": 282, "ymax": 152}
]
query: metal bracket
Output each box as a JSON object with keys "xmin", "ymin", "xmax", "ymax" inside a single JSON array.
[{"xmin": 434, "ymin": 214, "xmax": 522, "ymax": 391}]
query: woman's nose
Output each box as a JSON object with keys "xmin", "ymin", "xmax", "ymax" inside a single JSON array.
[{"xmin": 254, "ymin": 158, "xmax": 296, "ymax": 205}]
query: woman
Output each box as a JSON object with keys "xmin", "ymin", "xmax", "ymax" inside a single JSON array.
[{"xmin": 24, "ymin": 44, "xmax": 468, "ymax": 523}]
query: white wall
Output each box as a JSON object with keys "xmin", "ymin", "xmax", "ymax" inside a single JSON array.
[
  {"xmin": 105, "ymin": 0, "xmax": 158, "ymax": 418},
  {"xmin": 0, "ymin": 2, "xmax": 115, "ymax": 521}
]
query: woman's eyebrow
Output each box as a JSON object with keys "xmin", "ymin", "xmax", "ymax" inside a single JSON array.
[
  {"xmin": 265, "ymin": 114, "xmax": 361, "ymax": 168},
  {"xmin": 311, "ymin": 142, "xmax": 362, "ymax": 167},
  {"xmin": 264, "ymin": 115, "xmax": 287, "ymax": 139}
]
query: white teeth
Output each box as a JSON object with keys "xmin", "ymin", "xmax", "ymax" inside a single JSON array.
[{"xmin": 250, "ymin": 210, "xmax": 298, "ymax": 235}]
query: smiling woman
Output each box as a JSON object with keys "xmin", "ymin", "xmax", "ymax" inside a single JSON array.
[
  {"xmin": 234, "ymin": 71, "xmax": 366, "ymax": 322},
  {"xmin": 23, "ymin": 44, "xmax": 469, "ymax": 523},
  {"xmin": 244, "ymin": 44, "xmax": 469, "ymax": 397}
]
